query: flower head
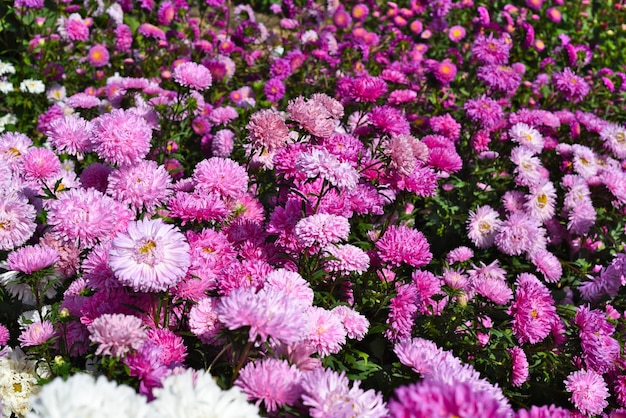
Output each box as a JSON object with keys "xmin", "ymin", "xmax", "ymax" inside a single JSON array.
[
  {"xmin": 173, "ymin": 62, "xmax": 213, "ymax": 91},
  {"xmin": 564, "ymin": 369, "xmax": 609, "ymax": 416},
  {"xmin": 88, "ymin": 313, "xmax": 147, "ymax": 357},
  {"xmin": 90, "ymin": 109, "xmax": 152, "ymax": 167}
]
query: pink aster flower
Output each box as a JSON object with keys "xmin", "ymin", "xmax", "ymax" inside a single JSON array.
[
  {"xmin": 446, "ymin": 246, "xmax": 474, "ymax": 264},
  {"xmin": 385, "ymin": 283, "xmax": 419, "ymax": 342},
  {"xmin": 369, "ymin": 105, "xmax": 410, "ymax": 135},
  {"xmin": 188, "ymin": 297, "xmax": 222, "ymax": 344},
  {"xmin": 350, "ymin": 76, "xmax": 388, "ymax": 102},
  {"xmin": 138, "ymin": 23, "xmax": 166, "ymax": 40},
  {"xmin": 235, "ymin": 358, "xmax": 302, "ymax": 413},
  {"xmin": 600, "ymin": 123, "xmax": 626, "ymax": 159},
  {"xmin": 246, "ymin": 109, "xmax": 291, "ymax": 152},
  {"xmin": 0, "ymin": 195, "xmax": 37, "ymax": 251},
  {"xmin": 331, "ymin": 305, "xmax": 369, "ymax": 340},
  {"xmin": 324, "ymin": 244, "xmax": 370, "ymax": 275},
  {"xmin": 108, "ymin": 218, "xmax": 191, "ymax": 293},
  {"xmin": 508, "ymin": 347, "xmax": 529, "ymax": 387},
  {"xmin": 46, "ymin": 114, "xmax": 93, "ymax": 156},
  {"xmin": 88, "ymin": 44, "xmax": 110, "ymax": 67},
  {"xmin": 375, "ymin": 225, "xmax": 432, "ymax": 268},
  {"xmin": 48, "ymin": 188, "xmax": 132, "ymax": 249},
  {"xmin": 508, "ymin": 273, "xmax": 558, "ymax": 344},
  {"xmin": 0, "ymin": 323, "xmax": 9, "ymax": 346},
  {"xmin": 173, "ymin": 62, "xmax": 212, "ymax": 91},
  {"xmin": 288, "ymin": 96, "xmax": 338, "ymax": 138},
  {"xmin": 217, "ymin": 287, "xmax": 308, "ymax": 345},
  {"xmin": 429, "ymin": 113, "xmax": 461, "ymax": 142},
  {"xmin": 495, "ymin": 212, "xmax": 545, "ymax": 256},
  {"xmin": 167, "ymin": 191, "xmax": 229, "ymax": 225},
  {"xmin": 88, "ymin": 313, "xmax": 147, "ymax": 357},
  {"xmin": 305, "ymin": 307, "xmax": 346, "ymax": 357},
  {"xmin": 192, "ymin": 157, "xmax": 249, "ymax": 200},
  {"xmin": 529, "ymin": 249, "xmax": 562, "ymax": 283},
  {"xmin": 471, "ymin": 33, "xmax": 512, "ymax": 65},
  {"xmin": 564, "ymin": 369, "xmax": 609, "ymax": 416},
  {"xmin": 294, "ymin": 213, "xmax": 350, "ymax": 248},
  {"xmin": 448, "ymin": 25, "xmax": 466, "ymax": 42},
  {"xmin": 509, "ymin": 123, "xmax": 544, "ymax": 154},
  {"xmin": 106, "ymin": 160, "xmax": 173, "ymax": 216},
  {"xmin": 18, "ymin": 320, "xmax": 55, "ymax": 347},
  {"xmin": 0, "ymin": 132, "xmax": 32, "ymax": 172},
  {"xmin": 467, "ymin": 205, "xmax": 502, "ymax": 249},
  {"xmin": 431, "ymin": 59, "xmax": 457, "ymax": 85},
  {"xmin": 58, "ymin": 13, "xmax": 89, "ymax": 41},
  {"xmin": 515, "ymin": 405, "xmax": 571, "ymax": 418},
  {"xmin": 464, "ymin": 95, "xmax": 504, "ymax": 129},
  {"xmin": 90, "ymin": 109, "xmax": 152, "ymax": 167},
  {"xmin": 21, "ymin": 147, "xmax": 61, "ymax": 183},
  {"xmin": 65, "ymin": 93, "xmax": 101, "ymax": 109},
  {"xmin": 295, "ymin": 147, "xmax": 359, "ymax": 190},
  {"xmin": 264, "ymin": 269, "xmax": 314, "ymax": 307},
  {"xmin": 7, "ymin": 244, "xmax": 58, "ymax": 274}
]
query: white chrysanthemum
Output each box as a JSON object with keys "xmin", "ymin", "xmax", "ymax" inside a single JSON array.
[
  {"xmin": 571, "ymin": 144, "xmax": 599, "ymax": 179},
  {"xmin": 0, "ymin": 114, "xmax": 17, "ymax": 132},
  {"xmin": 27, "ymin": 373, "xmax": 151, "ymax": 418},
  {"xmin": 0, "ymin": 347, "xmax": 41, "ymax": 418},
  {"xmin": 509, "ymin": 123, "xmax": 544, "ymax": 154},
  {"xmin": 0, "ymin": 61, "xmax": 16, "ymax": 76},
  {"xmin": 19, "ymin": 79, "xmax": 45, "ymax": 94},
  {"xmin": 510, "ymin": 146, "xmax": 544, "ymax": 187},
  {"xmin": 149, "ymin": 369, "xmax": 260, "ymax": 418},
  {"xmin": 0, "ymin": 81, "xmax": 13, "ymax": 94}
]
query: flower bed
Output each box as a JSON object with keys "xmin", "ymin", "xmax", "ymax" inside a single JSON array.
[{"xmin": 1, "ymin": 0, "xmax": 626, "ymax": 416}]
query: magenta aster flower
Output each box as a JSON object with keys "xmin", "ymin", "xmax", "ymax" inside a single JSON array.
[
  {"xmin": 431, "ymin": 59, "xmax": 457, "ymax": 85},
  {"xmin": 564, "ymin": 369, "xmax": 609, "ymax": 416},
  {"xmin": 385, "ymin": 284, "xmax": 419, "ymax": 342},
  {"xmin": 350, "ymin": 76, "xmax": 388, "ymax": 102},
  {"xmin": 88, "ymin": 313, "xmax": 147, "ymax": 358},
  {"xmin": 173, "ymin": 62, "xmax": 212, "ymax": 91},
  {"xmin": 87, "ymin": 44, "xmax": 110, "ymax": 67},
  {"xmin": 376, "ymin": 225, "xmax": 432, "ymax": 268},
  {"xmin": 0, "ymin": 195, "xmax": 37, "ymax": 251},
  {"xmin": 7, "ymin": 244, "xmax": 58, "ymax": 274},
  {"xmin": 217, "ymin": 287, "xmax": 307, "ymax": 345},
  {"xmin": 59, "ymin": 13, "xmax": 89, "ymax": 41},
  {"xmin": 108, "ymin": 218, "xmax": 191, "ymax": 293},
  {"xmin": 18, "ymin": 320, "xmax": 55, "ymax": 347},
  {"xmin": 46, "ymin": 114, "xmax": 93, "ymax": 156},
  {"xmin": 90, "ymin": 109, "xmax": 152, "ymax": 167},
  {"xmin": 22, "ymin": 147, "xmax": 61, "ymax": 183},
  {"xmin": 106, "ymin": 160, "xmax": 173, "ymax": 216},
  {"xmin": 464, "ymin": 95, "xmax": 504, "ymax": 129},
  {"xmin": 48, "ymin": 188, "xmax": 132, "ymax": 249},
  {"xmin": 471, "ymin": 33, "xmax": 512, "ymax": 65},
  {"xmin": 138, "ymin": 23, "xmax": 166, "ymax": 40},
  {"xmin": 508, "ymin": 273, "xmax": 558, "ymax": 344},
  {"xmin": 192, "ymin": 157, "xmax": 249, "ymax": 200},
  {"xmin": 246, "ymin": 109, "xmax": 291, "ymax": 152},
  {"xmin": 508, "ymin": 347, "xmax": 529, "ymax": 387},
  {"xmin": 294, "ymin": 213, "xmax": 350, "ymax": 248},
  {"xmin": 235, "ymin": 358, "xmax": 302, "ymax": 413},
  {"xmin": 369, "ymin": 105, "xmax": 410, "ymax": 135},
  {"xmin": 167, "ymin": 191, "xmax": 229, "ymax": 225},
  {"xmin": 477, "ymin": 65, "xmax": 521, "ymax": 93}
]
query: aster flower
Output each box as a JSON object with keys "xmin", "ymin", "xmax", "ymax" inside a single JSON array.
[
  {"xmin": 331, "ymin": 305, "xmax": 369, "ymax": 340},
  {"xmin": 553, "ymin": 67, "xmax": 590, "ymax": 103},
  {"xmin": 246, "ymin": 109, "xmax": 291, "ymax": 152},
  {"xmin": 46, "ymin": 114, "xmax": 93, "ymax": 156},
  {"xmin": 188, "ymin": 297, "xmax": 222, "ymax": 344},
  {"xmin": 57, "ymin": 13, "xmax": 89, "ymax": 41},
  {"xmin": 305, "ymin": 306, "xmax": 347, "ymax": 357},
  {"xmin": 108, "ymin": 218, "xmax": 191, "ymax": 293},
  {"xmin": 217, "ymin": 287, "xmax": 308, "ymax": 345},
  {"xmin": 294, "ymin": 213, "xmax": 350, "ymax": 248},
  {"xmin": 377, "ymin": 226, "xmax": 431, "ymax": 268},
  {"xmin": 464, "ymin": 95, "xmax": 504, "ymax": 129},
  {"xmin": 510, "ymin": 146, "xmax": 545, "ymax": 187},
  {"xmin": 600, "ymin": 123, "xmax": 626, "ymax": 159},
  {"xmin": 564, "ymin": 369, "xmax": 609, "ymax": 416},
  {"xmin": 324, "ymin": 244, "xmax": 370, "ymax": 275},
  {"xmin": 508, "ymin": 273, "xmax": 558, "ymax": 344},
  {"xmin": 106, "ymin": 160, "xmax": 173, "ymax": 215},
  {"xmin": 288, "ymin": 96, "xmax": 338, "ymax": 138},
  {"xmin": 193, "ymin": 157, "xmax": 249, "ymax": 200},
  {"xmin": 0, "ymin": 132, "xmax": 32, "ymax": 172},
  {"xmin": 88, "ymin": 44, "xmax": 110, "ymax": 67},
  {"xmin": 446, "ymin": 246, "xmax": 474, "ymax": 264},
  {"xmin": 235, "ymin": 358, "xmax": 302, "ymax": 413},
  {"xmin": 167, "ymin": 191, "xmax": 229, "ymax": 225},
  {"xmin": 27, "ymin": 373, "xmax": 151, "ymax": 418},
  {"xmin": 295, "ymin": 147, "xmax": 359, "ymax": 190},
  {"xmin": 472, "ymin": 33, "xmax": 512, "ymax": 65},
  {"xmin": 509, "ymin": 123, "xmax": 544, "ymax": 154},
  {"xmin": 7, "ymin": 244, "xmax": 58, "ymax": 275},
  {"xmin": 173, "ymin": 62, "xmax": 212, "ymax": 91},
  {"xmin": 529, "ymin": 249, "xmax": 562, "ymax": 283},
  {"xmin": 467, "ymin": 205, "xmax": 502, "ymax": 249},
  {"xmin": 90, "ymin": 109, "xmax": 152, "ymax": 167},
  {"xmin": 18, "ymin": 320, "xmax": 55, "ymax": 347},
  {"xmin": 0, "ymin": 195, "xmax": 37, "ymax": 251},
  {"xmin": 21, "ymin": 147, "xmax": 61, "ymax": 183},
  {"xmin": 350, "ymin": 76, "xmax": 388, "ymax": 102},
  {"xmin": 48, "ymin": 188, "xmax": 132, "ymax": 249},
  {"xmin": 508, "ymin": 347, "xmax": 529, "ymax": 387},
  {"xmin": 495, "ymin": 212, "xmax": 545, "ymax": 256},
  {"xmin": 385, "ymin": 283, "xmax": 419, "ymax": 342},
  {"xmin": 478, "ymin": 65, "xmax": 522, "ymax": 93},
  {"xmin": 369, "ymin": 105, "xmax": 410, "ymax": 135},
  {"xmin": 88, "ymin": 313, "xmax": 147, "ymax": 357},
  {"xmin": 301, "ymin": 367, "xmax": 388, "ymax": 418},
  {"xmin": 149, "ymin": 368, "xmax": 260, "ymax": 418},
  {"xmin": 430, "ymin": 59, "xmax": 457, "ymax": 85}
]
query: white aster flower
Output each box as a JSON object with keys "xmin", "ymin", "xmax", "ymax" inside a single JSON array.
[
  {"xmin": 0, "ymin": 347, "xmax": 41, "ymax": 418},
  {"xmin": 0, "ymin": 62, "xmax": 16, "ymax": 76},
  {"xmin": 509, "ymin": 122, "xmax": 544, "ymax": 154},
  {"xmin": 27, "ymin": 373, "xmax": 151, "ymax": 418},
  {"xmin": 149, "ymin": 369, "xmax": 260, "ymax": 418},
  {"xmin": 0, "ymin": 114, "xmax": 17, "ymax": 133},
  {"xmin": 0, "ymin": 81, "xmax": 13, "ymax": 94},
  {"xmin": 19, "ymin": 79, "xmax": 45, "ymax": 94}
]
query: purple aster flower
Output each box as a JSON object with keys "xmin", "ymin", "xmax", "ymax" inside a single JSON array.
[
  {"xmin": 471, "ymin": 33, "xmax": 512, "ymax": 65},
  {"xmin": 464, "ymin": 95, "xmax": 504, "ymax": 129},
  {"xmin": 515, "ymin": 405, "xmax": 571, "ymax": 418},
  {"xmin": 264, "ymin": 77, "xmax": 285, "ymax": 102},
  {"xmin": 508, "ymin": 273, "xmax": 558, "ymax": 344},
  {"xmin": 477, "ymin": 65, "xmax": 522, "ymax": 93},
  {"xmin": 87, "ymin": 313, "xmax": 146, "ymax": 357},
  {"xmin": 369, "ymin": 105, "xmax": 410, "ymax": 135},
  {"xmin": 108, "ymin": 218, "xmax": 191, "ymax": 293},
  {"xmin": 235, "ymin": 358, "xmax": 302, "ymax": 413},
  {"xmin": 7, "ymin": 244, "xmax": 58, "ymax": 274},
  {"xmin": 553, "ymin": 67, "xmax": 590, "ymax": 103},
  {"xmin": 375, "ymin": 225, "xmax": 432, "ymax": 268},
  {"xmin": 294, "ymin": 213, "xmax": 350, "ymax": 248},
  {"xmin": 495, "ymin": 212, "xmax": 544, "ymax": 256},
  {"xmin": 90, "ymin": 109, "xmax": 153, "ymax": 167},
  {"xmin": 564, "ymin": 369, "xmax": 609, "ymax": 416},
  {"xmin": 167, "ymin": 191, "xmax": 229, "ymax": 225}
]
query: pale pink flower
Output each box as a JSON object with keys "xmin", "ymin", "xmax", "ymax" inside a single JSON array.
[
  {"xmin": 88, "ymin": 313, "xmax": 147, "ymax": 357},
  {"xmin": 173, "ymin": 62, "xmax": 212, "ymax": 91},
  {"xmin": 18, "ymin": 320, "xmax": 55, "ymax": 347}
]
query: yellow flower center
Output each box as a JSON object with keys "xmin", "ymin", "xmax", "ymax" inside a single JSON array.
[{"xmin": 139, "ymin": 240, "xmax": 157, "ymax": 255}]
